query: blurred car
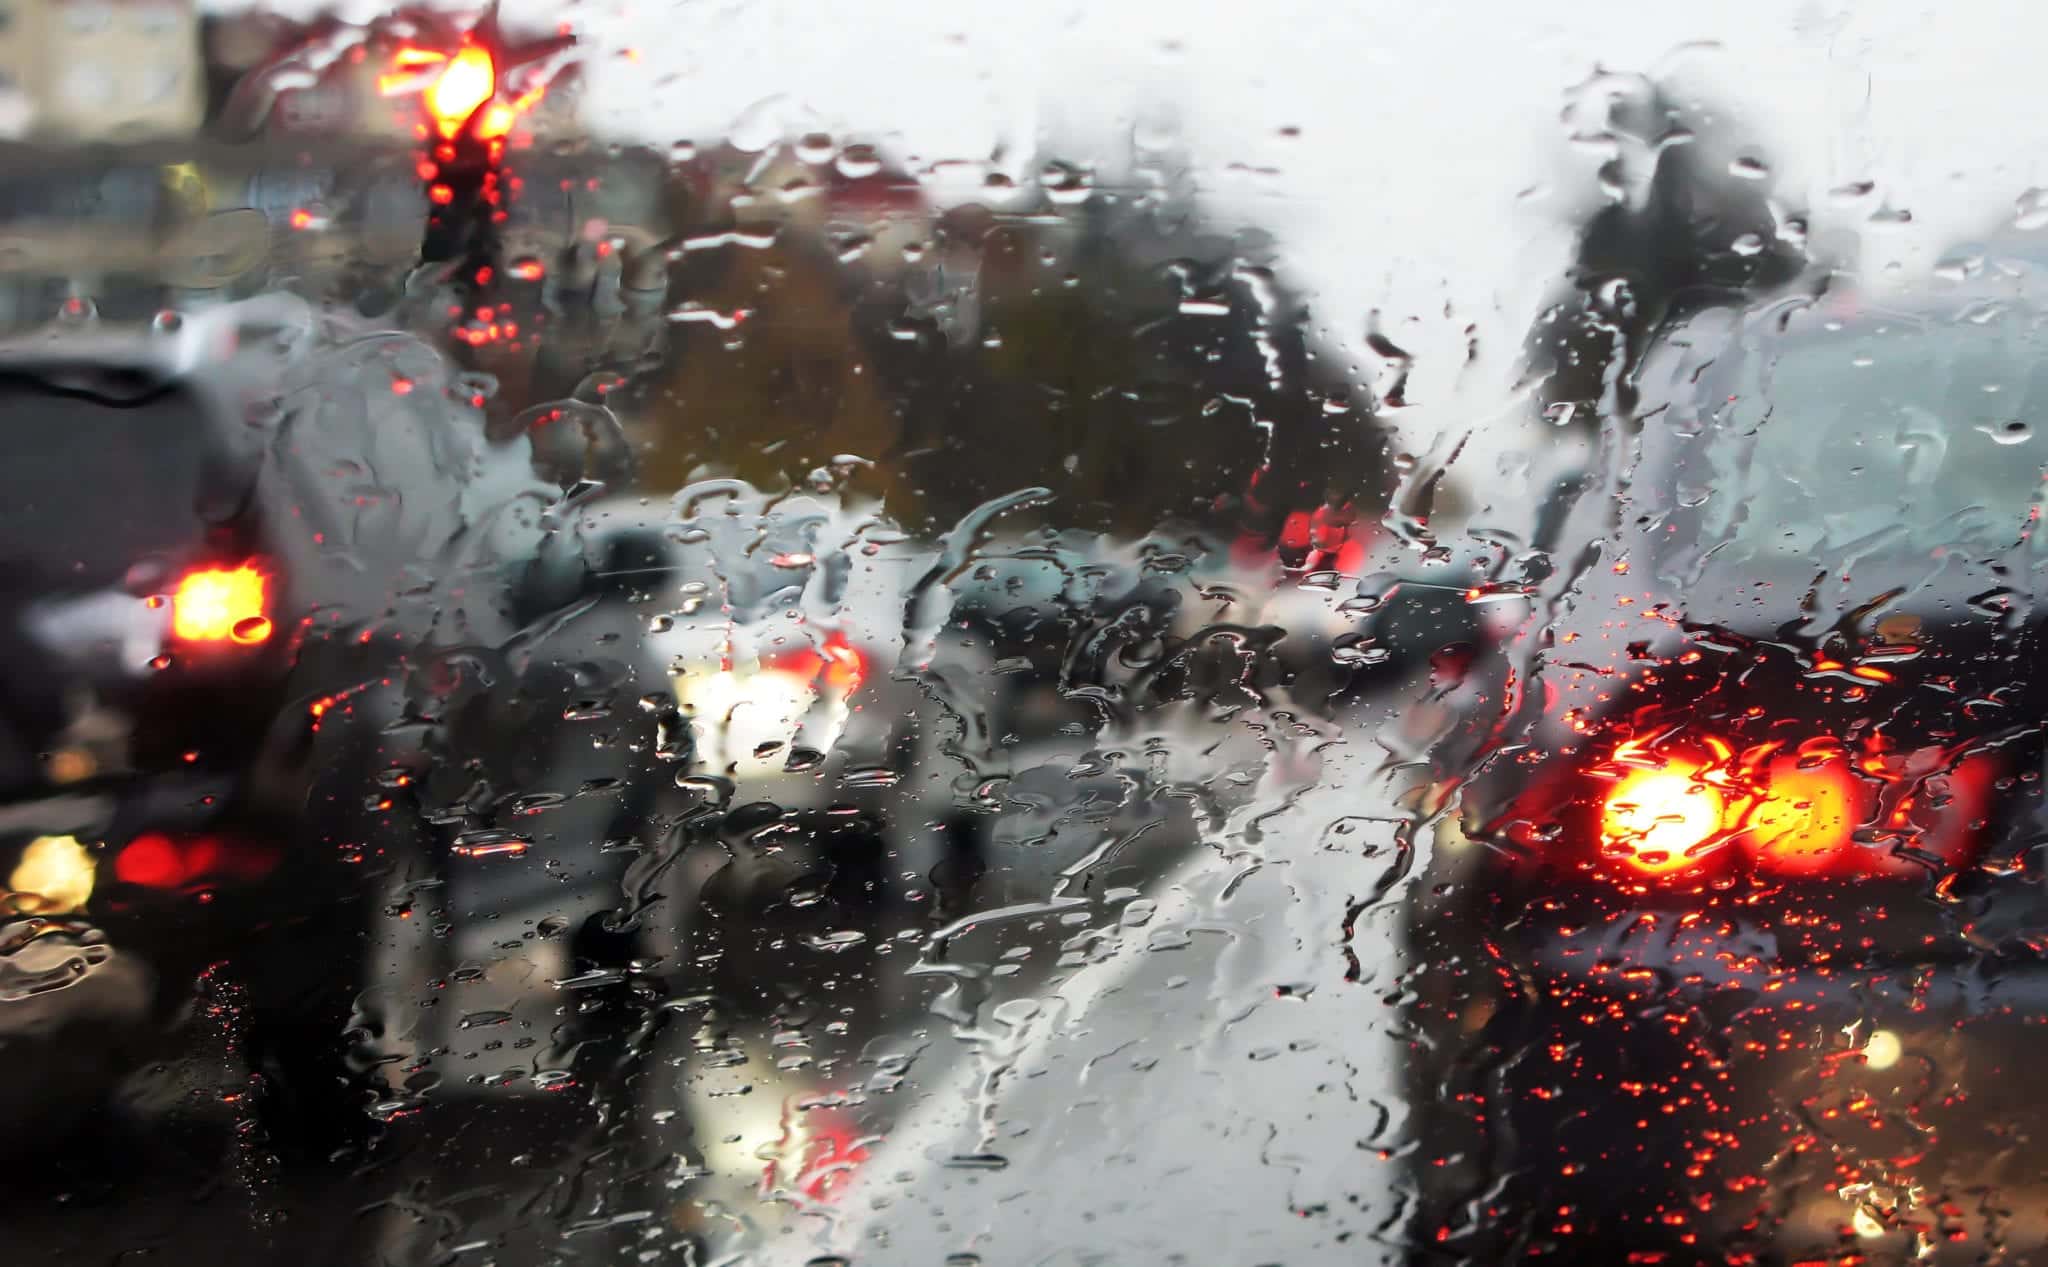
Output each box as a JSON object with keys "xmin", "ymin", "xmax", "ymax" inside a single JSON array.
[
  {"xmin": 0, "ymin": 291, "xmax": 571, "ymax": 1177},
  {"xmin": 1406, "ymin": 203, "xmax": 2048, "ymax": 1260}
]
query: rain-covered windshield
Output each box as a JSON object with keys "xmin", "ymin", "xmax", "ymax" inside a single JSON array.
[{"xmin": 14, "ymin": 7, "xmax": 2048, "ymax": 1267}]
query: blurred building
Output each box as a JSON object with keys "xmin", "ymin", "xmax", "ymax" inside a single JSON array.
[{"xmin": 0, "ymin": 0, "xmax": 205, "ymax": 140}]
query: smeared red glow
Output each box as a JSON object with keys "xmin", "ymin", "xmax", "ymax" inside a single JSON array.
[
  {"xmin": 425, "ymin": 44, "xmax": 495, "ymax": 138},
  {"xmin": 114, "ymin": 833, "xmax": 278, "ymax": 889},
  {"xmin": 1278, "ymin": 510, "xmax": 1313, "ymax": 554},
  {"xmin": 384, "ymin": 39, "xmax": 551, "ymax": 142},
  {"xmin": 1744, "ymin": 754, "xmax": 1862, "ymax": 875},
  {"xmin": 765, "ymin": 1096, "xmax": 872, "ymax": 1204},
  {"xmin": 820, "ymin": 635, "xmax": 868, "ymax": 694},
  {"xmin": 769, "ymin": 633, "xmax": 870, "ymax": 697},
  {"xmin": 476, "ymin": 81, "xmax": 548, "ymax": 140},
  {"xmin": 113, "ymin": 833, "xmax": 181, "ymax": 887},
  {"xmin": 173, "ymin": 565, "xmax": 270, "ymax": 645},
  {"xmin": 1865, "ymin": 748, "xmax": 1997, "ymax": 877},
  {"xmin": 796, "ymin": 1121, "xmax": 871, "ymax": 1202},
  {"xmin": 1583, "ymin": 725, "xmax": 1998, "ymax": 882}
]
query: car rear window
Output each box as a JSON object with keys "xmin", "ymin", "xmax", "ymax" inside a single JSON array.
[{"xmin": 0, "ymin": 374, "xmax": 214, "ymax": 591}]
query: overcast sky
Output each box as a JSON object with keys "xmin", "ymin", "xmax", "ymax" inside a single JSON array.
[{"xmin": 212, "ymin": 0, "xmax": 2047, "ymax": 457}]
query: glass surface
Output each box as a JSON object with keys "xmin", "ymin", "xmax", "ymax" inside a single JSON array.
[
  {"xmin": 1691, "ymin": 311, "xmax": 2048, "ymax": 557},
  {"xmin": 2, "ymin": 5, "xmax": 2046, "ymax": 1266}
]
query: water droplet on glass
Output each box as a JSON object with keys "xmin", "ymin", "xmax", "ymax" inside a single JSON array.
[
  {"xmin": 450, "ymin": 829, "xmax": 533, "ymax": 858},
  {"xmin": 835, "ymin": 144, "xmax": 881, "ymax": 179},
  {"xmin": 794, "ymin": 131, "xmax": 836, "ymax": 164},
  {"xmin": 803, "ymin": 929, "xmax": 868, "ymax": 952},
  {"xmin": 2017, "ymin": 187, "xmax": 2048, "ymax": 230},
  {"xmin": 1976, "ymin": 420, "xmax": 2032, "ymax": 446},
  {"xmin": 1041, "ymin": 161, "xmax": 1093, "ymax": 205}
]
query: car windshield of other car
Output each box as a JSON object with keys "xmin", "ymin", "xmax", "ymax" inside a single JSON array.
[{"xmin": 1683, "ymin": 301, "xmax": 2048, "ymax": 564}]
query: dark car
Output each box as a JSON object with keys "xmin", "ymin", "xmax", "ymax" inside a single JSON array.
[
  {"xmin": 1404, "ymin": 194, "xmax": 2048, "ymax": 1261},
  {"xmin": 0, "ymin": 294, "xmax": 562, "ymax": 1179}
]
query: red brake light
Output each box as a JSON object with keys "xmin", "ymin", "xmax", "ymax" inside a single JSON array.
[
  {"xmin": 172, "ymin": 564, "xmax": 271, "ymax": 646},
  {"xmin": 767, "ymin": 635, "xmax": 870, "ymax": 697},
  {"xmin": 819, "ymin": 637, "xmax": 868, "ymax": 694},
  {"xmin": 113, "ymin": 832, "xmax": 190, "ymax": 887},
  {"xmin": 1585, "ymin": 727, "xmax": 1993, "ymax": 883},
  {"xmin": 114, "ymin": 832, "xmax": 278, "ymax": 890},
  {"xmin": 1743, "ymin": 755, "xmax": 1862, "ymax": 875},
  {"xmin": 1601, "ymin": 760, "xmax": 1728, "ymax": 876}
]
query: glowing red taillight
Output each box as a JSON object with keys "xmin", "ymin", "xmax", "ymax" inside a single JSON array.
[
  {"xmin": 1597, "ymin": 732, "xmax": 1739, "ymax": 876},
  {"xmin": 1600, "ymin": 760, "xmax": 1728, "ymax": 875},
  {"xmin": 767, "ymin": 634, "xmax": 870, "ymax": 697},
  {"xmin": 171, "ymin": 564, "xmax": 271, "ymax": 646},
  {"xmin": 1588, "ymin": 727, "xmax": 1994, "ymax": 882},
  {"xmin": 1742, "ymin": 754, "xmax": 1863, "ymax": 875},
  {"xmin": 113, "ymin": 832, "xmax": 278, "ymax": 890}
]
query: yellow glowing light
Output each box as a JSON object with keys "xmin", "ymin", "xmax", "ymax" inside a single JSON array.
[
  {"xmin": 10, "ymin": 835, "xmax": 95, "ymax": 913},
  {"xmin": 172, "ymin": 565, "xmax": 269, "ymax": 644},
  {"xmin": 46, "ymin": 748, "xmax": 95, "ymax": 785},
  {"xmin": 673, "ymin": 666, "xmax": 821, "ymax": 777},
  {"xmin": 1601, "ymin": 764, "xmax": 1725, "ymax": 874},
  {"xmin": 1748, "ymin": 758, "xmax": 1858, "ymax": 874},
  {"xmin": 426, "ymin": 44, "xmax": 496, "ymax": 138},
  {"xmin": 1864, "ymin": 1029, "xmax": 1902, "ymax": 1071}
]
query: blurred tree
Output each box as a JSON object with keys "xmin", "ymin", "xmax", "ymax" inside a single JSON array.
[
  {"xmin": 1519, "ymin": 75, "xmax": 1814, "ymax": 554},
  {"xmin": 1525, "ymin": 75, "xmax": 1812, "ymax": 435},
  {"xmin": 631, "ymin": 151, "xmax": 1394, "ymax": 547}
]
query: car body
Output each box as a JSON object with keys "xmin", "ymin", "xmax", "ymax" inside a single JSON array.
[
  {"xmin": 0, "ymin": 291, "xmax": 570, "ymax": 1167},
  {"xmin": 1405, "ymin": 240, "xmax": 2048, "ymax": 1261}
]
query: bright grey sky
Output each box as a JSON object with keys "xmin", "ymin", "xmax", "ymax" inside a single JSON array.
[{"xmin": 213, "ymin": 0, "xmax": 2047, "ymax": 453}]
